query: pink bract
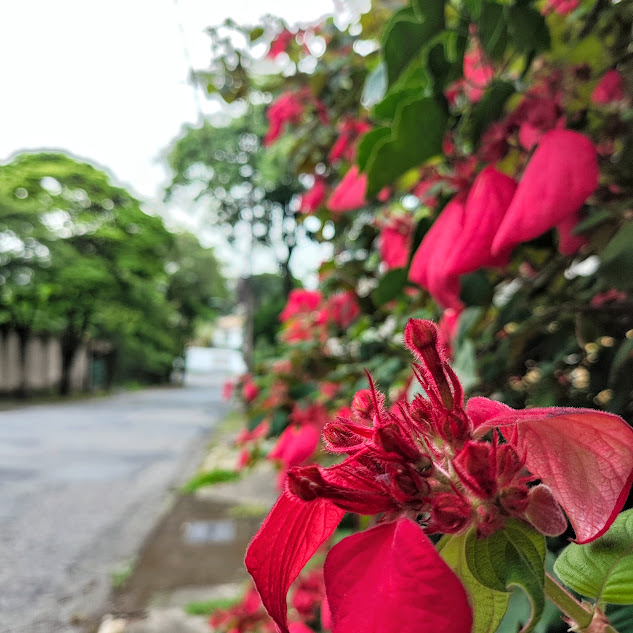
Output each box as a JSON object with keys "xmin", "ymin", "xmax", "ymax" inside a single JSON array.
[
  {"xmin": 324, "ymin": 519, "xmax": 473, "ymax": 633},
  {"xmin": 592, "ymin": 69, "xmax": 625, "ymax": 104},
  {"xmin": 246, "ymin": 319, "xmax": 633, "ymax": 631},
  {"xmin": 491, "ymin": 129, "xmax": 598, "ymax": 256},
  {"xmin": 326, "ymin": 166, "xmax": 368, "ymax": 212}
]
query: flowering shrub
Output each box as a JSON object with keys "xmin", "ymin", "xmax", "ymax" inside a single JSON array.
[
  {"xmin": 185, "ymin": 1, "xmax": 633, "ymax": 631},
  {"xmin": 246, "ymin": 320, "xmax": 633, "ymax": 633}
]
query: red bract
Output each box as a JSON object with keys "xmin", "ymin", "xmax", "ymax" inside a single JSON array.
[
  {"xmin": 408, "ymin": 196, "xmax": 467, "ymax": 310},
  {"xmin": 491, "ymin": 129, "xmax": 599, "ymax": 257},
  {"xmin": 323, "ymin": 291, "xmax": 361, "ymax": 329},
  {"xmin": 378, "ymin": 214, "xmax": 414, "ymax": 270},
  {"xmin": 245, "ymin": 493, "xmax": 345, "ymax": 633},
  {"xmin": 246, "ymin": 319, "xmax": 633, "ymax": 633},
  {"xmin": 543, "ymin": 0, "xmax": 579, "ymax": 14},
  {"xmin": 298, "ymin": 177, "xmax": 327, "ymax": 214},
  {"xmin": 592, "ymin": 69, "xmax": 625, "ymax": 104},
  {"xmin": 326, "ymin": 166, "xmax": 367, "ymax": 212},
  {"xmin": 409, "ymin": 167, "xmax": 516, "ymax": 308},
  {"xmin": 329, "ymin": 118, "xmax": 371, "ymax": 163},
  {"xmin": 438, "ymin": 308, "xmax": 461, "ymax": 360},
  {"xmin": 469, "ymin": 399, "xmax": 633, "ymax": 543},
  {"xmin": 280, "ymin": 290, "xmax": 322, "ymax": 322},
  {"xmin": 242, "ymin": 378, "xmax": 260, "ymax": 403},
  {"xmin": 268, "ymin": 29, "xmax": 295, "ymax": 59},
  {"xmin": 463, "ymin": 39, "xmax": 494, "ymax": 103},
  {"xmin": 265, "ymin": 92, "xmax": 305, "ymax": 146},
  {"xmin": 324, "ymin": 519, "xmax": 472, "ymax": 633}
]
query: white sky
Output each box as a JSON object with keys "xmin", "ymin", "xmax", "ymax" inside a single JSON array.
[{"xmin": 0, "ymin": 0, "xmax": 341, "ymax": 280}]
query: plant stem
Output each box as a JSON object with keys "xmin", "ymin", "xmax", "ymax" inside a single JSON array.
[{"xmin": 544, "ymin": 573, "xmax": 619, "ymax": 633}]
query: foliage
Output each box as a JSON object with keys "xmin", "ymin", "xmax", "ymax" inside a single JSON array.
[
  {"xmin": 190, "ymin": 1, "xmax": 633, "ymax": 632},
  {"xmin": 0, "ymin": 152, "xmax": 228, "ymax": 393}
]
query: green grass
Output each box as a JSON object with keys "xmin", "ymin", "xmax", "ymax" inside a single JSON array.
[
  {"xmin": 184, "ymin": 596, "xmax": 240, "ymax": 616},
  {"xmin": 111, "ymin": 561, "xmax": 134, "ymax": 588}
]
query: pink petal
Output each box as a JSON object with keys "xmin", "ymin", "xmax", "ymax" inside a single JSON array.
[
  {"xmin": 466, "ymin": 397, "xmax": 511, "ymax": 430},
  {"xmin": 326, "ymin": 166, "xmax": 368, "ymax": 212},
  {"xmin": 324, "ymin": 518, "xmax": 472, "ymax": 633},
  {"xmin": 479, "ymin": 407, "xmax": 633, "ymax": 543},
  {"xmin": 245, "ymin": 493, "xmax": 345, "ymax": 633},
  {"xmin": 408, "ymin": 196, "xmax": 466, "ymax": 309},
  {"xmin": 491, "ymin": 130, "xmax": 598, "ymax": 256},
  {"xmin": 556, "ymin": 214, "xmax": 586, "ymax": 255},
  {"xmin": 280, "ymin": 425, "xmax": 320, "ymax": 469},
  {"xmin": 289, "ymin": 623, "xmax": 316, "ymax": 633},
  {"xmin": 321, "ymin": 594, "xmax": 332, "ymax": 630},
  {"xmin": 592, "ymin": 69, "xmax": 625, "ymax": 105},
  {"xmin": 525, "ymin": 484, "xmax": 568, "ymax": 536},
  {"xmin": 445, "ymin": 166, "xmax": 517, "ymax": 275}
]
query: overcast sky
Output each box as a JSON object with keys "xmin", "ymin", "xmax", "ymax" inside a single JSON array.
[{"xmin": 0, "ymin": 0, "xmax": 343, "ymax": 279}]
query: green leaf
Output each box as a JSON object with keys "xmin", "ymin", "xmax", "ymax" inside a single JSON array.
[
  {"xmin": 372, "ymin": 87, "xmax": 422, "ymax": 122},
  {"xmin": 182, "ymin": 468, "xmax": 241, "ymax": 493},
  {"xmin": 381, "ymin": 2, "xmax": 445, "ymax": 85},
  {"xmin": 573, "ymin": 209, "xmax": 611, "ymax": 233},
  {"xmin": 357, "ymin": 127, "xmax": 391, "ymax": 171},
  {"xmin": 469, "ymin": 80, "xmax": 515, "ymax": 146},
  {"xmin": 372, "ymin": 267, "xmax": 408, "ymax": 306},
  {"xmin": 607, "ymin": 604, "xmax": 633, "ymax": 631},
  {"xmin": 361, "ymin": 62, "xmax": 388, "ymax": 108},
  {"xmin": 453, "ymin": 338, "xmax": 479, "ymax": 391},
  {"xmin": 478, "ymin": 2, "xmax": 508, "ymax": 60},
  {"xmin": 554, "ymin": 509, "xmax": 633, "ymax": 605},
  {"xmin": 466, "ymin": 519, "xmax": 546, "ymax": 633},
  {"xmin": 364, "ymin": 97, "xmax": 447, "ymax": 196},
  {"xmin": 270, "ymin": 409, "xmax": 289, "ymax": 435},
  {"xmin": 441, "ymin": 533, "xmax": 511, "ymax": 633},
  {"xmin": 460, "ymin": 270, "xmax": 494, "ymax": 306},
  {"xmin": 599, "ymin": 223, "xmax": 633, "ymax": 290},
  {"xmin": 249, "ymin": 27, "xmax": 264, "ymax": 41},
  {"xmin": 506, "ymin": 5, "xmax": 550, "ymax": 54}
]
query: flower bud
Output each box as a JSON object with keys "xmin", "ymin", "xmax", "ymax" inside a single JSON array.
[
  {"xmin": 453, "ymin": 441, "xmax": 496, "ymax": 499},
  {"xmin": 496, "ymin": 443, "xmax": 523, "ymax": 485},
  {"xmin": 499, "ymin": 485, "xmax": 529, "ymax": 515},
  {"xmin": 374, "ymin": 422, "xmax": 422, "ymax": 462},
  {"xmin": 428, "ymin": 492, "xmax": 472, "ymax": 533},
  {"xmin": 287, "ymin": 465, "xmax": 326, "ymax": 501},
  {"xmin": 352, "ymin": 389, "xmax": 376, "ymax": 422},
  {"xmin": 524, "ymin": 484, "xmax": 568, "ymax": 536}
]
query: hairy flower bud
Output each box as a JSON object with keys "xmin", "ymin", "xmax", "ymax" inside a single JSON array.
[
  {"xmin": 499, "ymin": 485, "xmax": 529, "ymax": 515},
  {"xmin": 323, "ymin": 419, "xmax": 372, "ymax": 454},
  {"xmin": 453, "ymin": 441, "xmax": 497, "ymax": 499},
  {"xmin": 524, "ymin": 484, "xmax": 568, "ymax": 536},
  {"xmin": 428, "ymin": 492, "xmax": 472, "ymax": 534},
  {"xmin": 352, "ymin": 389, "xmax": 376, "ymax": 422},
  {"xmin": 374, "ymin": 422, "xmax": 422, "ymax": 462},
  {"xmin": 287, "ymin": 465, "xmax": 326, "ymax": 501},
  {"xmin": 496, "ymin": 443, "xmax": 524, "ymax": 486}
]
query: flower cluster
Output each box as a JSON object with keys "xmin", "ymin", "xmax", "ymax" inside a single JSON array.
[{"xmin": 246, "ymin": 320, "xmax": 633, "ymax": 633}]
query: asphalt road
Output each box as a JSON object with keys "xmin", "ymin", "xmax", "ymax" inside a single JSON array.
[{"xmin": 0, "ymin": 371, "xmax": 231, "ymax": 633}]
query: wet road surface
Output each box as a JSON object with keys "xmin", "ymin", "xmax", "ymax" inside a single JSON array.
[{"xmin": 0, "ymin": 375, "xmax": 229, "ymax": 633}]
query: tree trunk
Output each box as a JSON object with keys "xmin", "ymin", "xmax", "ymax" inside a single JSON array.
[{"xmin": 59, "ymin": 342, "xmax": 77, "ymax": 396}]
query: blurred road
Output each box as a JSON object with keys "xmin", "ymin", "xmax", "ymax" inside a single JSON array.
[{"xmin": 0, "ymin": 355, "xmax": 236, "ymax": 633}]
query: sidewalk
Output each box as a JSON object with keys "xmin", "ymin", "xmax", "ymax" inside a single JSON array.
[{"xmin": 93, "ymin": 411, "xmax": 278, "ymax": 633}]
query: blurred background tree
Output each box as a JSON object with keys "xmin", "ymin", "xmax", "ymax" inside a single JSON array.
[{"xmin": 0, "ymin": 152, "xmax": 229, "ymax": 396}]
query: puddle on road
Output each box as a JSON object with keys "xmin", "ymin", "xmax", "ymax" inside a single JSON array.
[{"xmin": 110, "ymin": 494, "xmax": 265, "ymax": 615}]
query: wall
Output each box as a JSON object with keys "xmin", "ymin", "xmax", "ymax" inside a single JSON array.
[{"xmin": 0, "ymin": 331, "xmax": 90, "ymax": 395}]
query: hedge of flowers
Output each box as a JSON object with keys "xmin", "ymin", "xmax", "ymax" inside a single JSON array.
[{"xmin": 203, "ymin": 1, "xmax": 633, "ymax": 632}]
